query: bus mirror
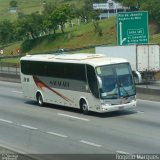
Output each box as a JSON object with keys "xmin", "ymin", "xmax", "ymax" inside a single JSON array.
[{"xmin": 97, "ymin": 76, "xmax": 102, "ymax": 89}]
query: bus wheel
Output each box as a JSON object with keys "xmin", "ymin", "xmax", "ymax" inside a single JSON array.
[
  {"xmin": 80, "ymin": 100, "xmax": 89, "ymax": 114},
  {"xmin": 37, "ymin": 93, "xmax": 44, "ymax": 106}
]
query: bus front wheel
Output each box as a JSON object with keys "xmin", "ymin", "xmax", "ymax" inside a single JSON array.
[
  {"xmin": 80, "ymin": 100, "xmax": 89, "ymax": 114},
  {"xmin": 36, "ymin": 93, "xmax": 44, "ymax": 106}
]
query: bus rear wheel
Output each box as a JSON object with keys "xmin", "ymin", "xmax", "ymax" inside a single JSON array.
[
  {"xmin": 80, "ymin": 100, "xmax": 89, "ymax": 114},
  {"xmin": 37, "ymin": 93, "xmax": 44, "ymax": 106}
]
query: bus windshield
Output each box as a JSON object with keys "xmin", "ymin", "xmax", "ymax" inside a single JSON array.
[{"xmin": 96, "ymin": 63, "xmax": 136, "ymax": 99}]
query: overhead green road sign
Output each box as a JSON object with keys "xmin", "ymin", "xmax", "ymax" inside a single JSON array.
[{"xmin": 117, "ymin": 11, "xmax": 149, "ymax": 45}]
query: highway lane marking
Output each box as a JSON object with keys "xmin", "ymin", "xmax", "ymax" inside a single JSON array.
[
  {"xmin": 21, "ymin": 124, "xmax": 38, "ymax": 130},
  {"xmin": 80, "ymin": 140, "xmax": 102, "ymax": 148},
  {"xmin": 47, "ymin": 131, "xmax": 68, "ymax": 138},
  {"xmin": 136, "ymin": 111, "xmax": 144, "ymax": 114},
  {"xmin": 0, "ymin": 118, "xmax": 38, "ymax": 130},
  {"xmin": 116, "ymin": 150, "xmax": 130, "ymax": 154},
  {"xmin": 12, "ymin": 91, "xmax": 23, "ymax": 94},
  {"xmin": 137, "ymin": 99, "xmax": 160, "ymax": 103},
  {"xmin": 58, "ymin": 113, "xmax": 90, "ymax": 121},
  {"xmin": 0, "ymin": 118, "xmax": 13, "ymax": 124}
]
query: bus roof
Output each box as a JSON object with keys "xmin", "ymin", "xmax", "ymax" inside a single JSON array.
[{"xmin": 20, "ymin": 53, "xmax": 128, "ymax": 67}]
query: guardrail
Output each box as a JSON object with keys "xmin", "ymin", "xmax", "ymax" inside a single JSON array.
[{"xmin": 0, "ymin": 62, "xmax": 20, "ymax": 75}]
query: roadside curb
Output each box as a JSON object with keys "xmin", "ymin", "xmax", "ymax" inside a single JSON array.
[{"xmin": 0, "ymin": 146, "xmax": 37, "ymax": 160}]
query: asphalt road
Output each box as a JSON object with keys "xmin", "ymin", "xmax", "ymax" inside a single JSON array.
[{"xmin": 0, "ymin": 81, "xmax": 160, "ymax": 159}]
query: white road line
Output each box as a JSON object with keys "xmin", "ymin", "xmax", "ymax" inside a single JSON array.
[
  {"xmin": 116, "ymin": 150, "xmax": 130, "ymax": 154},
  {"xmin": 58, "ymin": 113, "xmax": 90, "ymax": 121},
  {"xmin": 80, "ymin": 140, "xmax": 102, "ymax": 148},
  {"xmin": 47, "ymin": 131, "xmax": 68, "ymax": 138},
  {"xmin": 0, "ymin": 118, "xmax": 13, "ymax": 124},
  {"xmin": 12, "ymin": 91, "xmax": 23, "ymax": 94},
  {"xmin": 137, "ymin": 111, "xmax": 144, "ymax": 114},
  {"xmin": 21, "ymin": 125, "xmax": 38, "ymax": 130},
  {"xmin": 137, "ymin": 99, "xmax": 160, "ymax": 103}
]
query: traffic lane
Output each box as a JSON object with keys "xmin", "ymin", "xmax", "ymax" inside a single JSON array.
[
  {"xmin": 1, "ymin": 100, "xmax": 160, "ymax": 153},
  {"xmin": 1, "ymin": 107, "xmax": 160, "ymax": 154},
  {"xmin": 1, "ymin": 83, "xmax": 160, "ymax": 133},
  {"xmin": 0, "ymin": 122, "xmax": 108, "ymax": 154},
  {"xmin": 1, "ymin": 81, "xmax": 160, "ymax": 153},
  {"xmin": 0, "ymin": 82, "xmax": 113, "ymax": 153},
  {"xmin": 137, "ymin": 99, "xmax": 160, "ymax": 112},
  {"xmin": 1, "ymin": 88, "xmax": 160, "ymax": 139},
  {"xmin": 0, "ymin": 81, "xmax": 21, "ymax": 89},
  {"xmin": 1, "ymin": 80, "xmax": 160, "ymax": 121}
]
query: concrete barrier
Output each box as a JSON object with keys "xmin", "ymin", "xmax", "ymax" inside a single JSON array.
[
  {"xmin": 136, "ymin": 86, "xmax": 160, "ymax": 101},
  {"xmin": 0, "ymin": 73, "xmax": 20, "ymax": 83}
]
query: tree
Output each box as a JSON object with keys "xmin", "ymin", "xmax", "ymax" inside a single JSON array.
[
  {"xmin": 43, "ymin": 4, "xmax": 75, "ymax": 34},
  {"xmin": 55, "ymin": 4, "xmax": 75, "ymax": 33},
  {"xmin": 93, "ymin": 21, "xmax": 103, "ymax": 36},
  {"xmin": 43, "ymin": 3, "xmax": 58, "ymax": 34},
  {"xmin": 76, "ymin": 0, "xmax": 101, "ymax": 23},
  {"xmin": 17, "ymin": 12, "xmax": 43, "ymax": 40},
  {"xmin": 0, "ymin": 20, "xmax": 16, "ymax": 44},
  {"xmin": 9, "ymin": 0, "xmax": 17, "ymax": 8},
  {"xmin": 140, "ymin": 0, "xmax": 160, "ymax": 24}
]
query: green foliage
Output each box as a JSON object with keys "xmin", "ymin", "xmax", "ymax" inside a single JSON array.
[
  {"xmin": 17, "ymin": 12, "xmax": 43, "ymax": 40},
  {"xmin": 9, "ymin": 0, "xmax": 18, "ymax": 8},
  {"xmin": 75, "ymin": 0, "xmax": 101, "ymax": 23},
  {"xmin": 21, "ymin": 39, "xmax": 35, "ymax": 53},
  {"xmin": 39, "ymin": 3, "xmax": 75, "ymax": 34},
  {"xmin": 43, "ymin": 4, "xmax": 58, "ymax": 34},
  {"xmin": 0, "ymin": 20, "xmax": 17, "ymax": 44},
  {"xmin": 140, "ymin": 0, "xmax": 160, "ymax": 25},
  {"xmin": 0, "ymin": 2, "xmax": 76, "ymax": 46},
  {"xmin": 2, "ymin": 16, "xmax": 160, "ymax": 56},
  {"xmin": 93, "ymin": 21, "xmax": 103, "ymax": 36},
  {"xmin": 55, "ymin": 4, "xmax": 75, "ymax": 33},
  {"xmin": 20, "ymin": 17, "xmax": 117, "ymax": 54}
]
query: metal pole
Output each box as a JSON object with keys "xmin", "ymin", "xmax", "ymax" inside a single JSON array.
[{"xmin": 0, "ymin": 57, "xmax": 1, "ymax": 72}]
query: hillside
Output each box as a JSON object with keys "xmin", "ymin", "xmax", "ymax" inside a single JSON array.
[
  {"xmin": 28, "ymin": 17, "xmax": 117, "ymax": 54},
  {"xmin": 0, "ymin": 0, "xmax": 84, "ymax": 21},
  {"xmin": 0, "ymin": 0, "xmax": 160, "ymax": 56},
  {"xmin": 2, "ymin": 15, "xmax": 160, "ymax": 56}
]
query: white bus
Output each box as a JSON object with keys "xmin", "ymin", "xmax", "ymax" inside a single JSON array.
[{"xmin": 20, "ymin": 53, "xmax": 136, "ymax": 114}]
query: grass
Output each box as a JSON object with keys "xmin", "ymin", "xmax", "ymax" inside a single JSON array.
[
  {"xmin": 0, "ymin": 57, "xmax": 20, "ymax": 63},
  {"xmin": 1, "ymin": 41, "xmax": 21, "ymax": 56},
  {"xmin": 26, "ymin": 17, "xmax": 117, "ymax": 54},
  {"xmin": 0, "ymin": 0, "xmax": 84, "ymax": 21}
]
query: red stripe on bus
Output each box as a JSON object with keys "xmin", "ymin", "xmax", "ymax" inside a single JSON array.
[{"xmin": 33, "ymin": 76, "xmax": 74, "ymax": 103}]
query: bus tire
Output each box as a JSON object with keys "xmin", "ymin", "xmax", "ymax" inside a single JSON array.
[
  {"xmin": 36, "ymin": 92, "xmax": 44, "ymax": 106},
  {"xmin": 80, "ymin": 99, "xmax": 89, "ymax": 114}
]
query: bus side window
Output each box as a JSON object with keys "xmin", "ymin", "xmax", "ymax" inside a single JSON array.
[{"xmin": 86, "ymin": 65, "xmax": 99, "ymax": 98}]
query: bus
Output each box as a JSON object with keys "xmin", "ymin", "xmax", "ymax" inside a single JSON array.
[{"xmin": 20, "ymin": 53, "xmax": 136, "ymax": 114}]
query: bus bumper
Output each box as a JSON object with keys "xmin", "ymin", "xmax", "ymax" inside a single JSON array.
[{"xmin": 101, "ymin": 100, "xmax": 137, "ymax": 112}]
